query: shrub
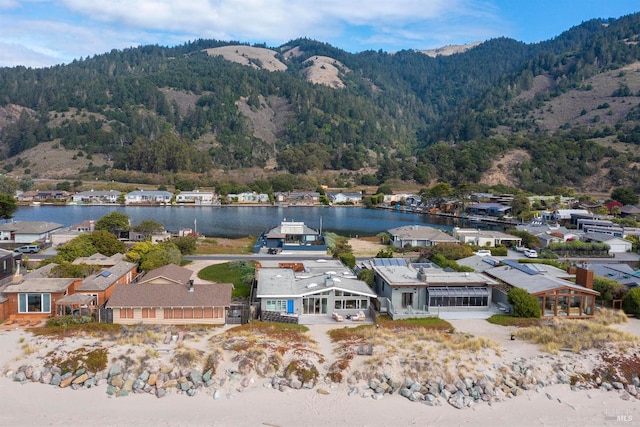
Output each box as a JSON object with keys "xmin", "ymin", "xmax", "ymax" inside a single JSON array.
[
  {"xmin": 623, "ymin": 287, "xmax": 640, "ymax": 317},
  {"xmin": 339, "ymin": 252, "xmax": 356, "ymax": 269},
  {"xmin": 507, "ymin": 288, "xmax": 541, "ymax": 318}
]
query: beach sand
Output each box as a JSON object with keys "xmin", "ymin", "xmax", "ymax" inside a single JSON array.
[{"xmin": 0, "ymin": 319, "xmax": 639, "ymax": 427}]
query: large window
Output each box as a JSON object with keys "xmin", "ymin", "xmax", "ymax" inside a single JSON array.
[
  {"xmin": 266, "ymin": 300, "xmax": 287, "ymax": 312},
  {"xmin": 18, "ymin": 293, "xmax": 51, "ymax": 313}
]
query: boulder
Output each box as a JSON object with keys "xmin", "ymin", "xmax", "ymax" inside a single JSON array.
[
  {"xmin": 51, "ymin": 373, "xmax": 61, "ymax": 387},
  {"xmin": 612, "ymin": 382, "xmax": 624, "ymax": 390},
  {"xmin": 627, "ymin": 385, "xmax": 638, "ymax": 396},
  {"xmin": 189, "ymin": 370, "xmax": 203, "ymax": 386},
  {"xmin": 186, "ymin": 389, "xmax": 197, "ymax": 397},
  {"xmin": 156, "ymin": 388, "xmax": 166, "ymax": 398},
  {"xmin": 110, "ymin": 375, "xmax": 124, "ymax": 388},
  {"xmin": 138, "ymin": 371, "xmax": 150, "ymax": 382},
  {"xmin": 202, "ymin": 370, "xmax": 212, "ymax": 383},
  {"xmin": 213, "ymin": 389, "xmax": 222, "ymax": 400},
  {"xmin": 41, "ymin": 371, "xmax": 53, "ymax": 385},
  {"xmin": 108, "ymin": 365, "xmax": 122, "ymax": 377},
  {"xmin": 116, "ymin": 389, "xmax": 128, "ymax": 397},
  {"xmin": 410, "ymin": 392, "xmax": 424, "ymax": 402},
  {"xmin": 73, "ymin": 374, "xmax": 89, "ymax": 385},
  {"xmin": 59, "ymin": 375, "xmax": 74, "ymax": 388},
  {"xmin": 106, "ymin": 386, "xmax": 117, "ymax": 396},
  {"xmin": 371, "ymin": 393, "xmax": 384, "ymax": 400},
  {"xmin": 148, "ymin": 374, "xmax": 157, "ymax": 386}
]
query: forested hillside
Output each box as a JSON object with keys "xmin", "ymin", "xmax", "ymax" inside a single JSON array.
[{"xmin": 1, "ymin": 13, "xmax": 640, "ymax": 194}]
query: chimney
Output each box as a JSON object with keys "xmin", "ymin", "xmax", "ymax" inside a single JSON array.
[
  {"xmin": 575, "ymin": 267, "xmax": 593, "ymax": 289},
  {"xmin": 188, "ymin": 279, "xmax": 194, "ymax": 292}
]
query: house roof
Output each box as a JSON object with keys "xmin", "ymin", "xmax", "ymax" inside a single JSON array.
[
  {"xmin": 621, "ymin": 205, "xmax": 640, "ymax": 215},
  {"xmin": 266, "ymin": 221, "xmax": 320, "ymax": 238},
  {"xmin": 137, "ymin": 264, "xmax": 193, "ymax": 285},
  {"xmin": 387, "ymin": 225, "xmax": 458, "ymax": 243},
  {"xmin": 453, "ymin": 228, "xmax": 521, "ymax": 240},
  {"xmin": 584, "ymin": 233, "xmax": 632, "ymax": 245},
  {"xmin": 0, "ymin": 221, "xmax": 64, "ymax": 234},
  {"xmin": 106, "ymin": 283, "xmax": 233, "ymax": 308},
  {"xmin": 3, "ymin": 278, "xmax": 77, "ymax": 293},
  {"xmin": 22, "ymin": 263, "xmax": 58, "ymax": 279},
  {"xmin": 72, "ymin": 253, "xmax": 126, "ymax": 266},
  {"xmin": 77, "ymin": 260, "xmax": 137, "ymax": 291},
  {"xmin": 256, "ymin": 268, "xmax": 376, "ymax": 298},
  {"xmin": 57, "ymin": 293, "xmax": 96, "ymax": 304},
  {"xmin": 372, "ymin": 261, "xmax": 498, "ymax": 287},
  {"xmin": 485, "ymin": 263, "xmax": 598, "ymax": 296}
]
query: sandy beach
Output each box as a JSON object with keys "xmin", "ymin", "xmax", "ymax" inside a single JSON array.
[{"xmin": 0, "ymin": 317, "xmax": 639, "ymax": 427}]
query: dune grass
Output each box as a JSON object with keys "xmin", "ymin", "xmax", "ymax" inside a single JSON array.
[{"xmin": 515, "ymin": 314, "xmax": 636, "ymax": 354}]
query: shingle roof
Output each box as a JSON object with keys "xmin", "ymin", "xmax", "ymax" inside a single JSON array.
[
  {"xmin": 137, "ymin": 264, "xmax": 193, "ymax": 285},
  {"xmin": 78, "ymin": 260, "xmax": 137, "ymax": 291},
  {"xmin": 0, "ymin": 221, "xmax": 64, "ymax": 234},
  {"xmin": 106, "ymin": 283, "xmax": 233, "ymax": 308},
  {"xmin": 3, "ymin": 278, "xmax": 77, "ymax": 293}
]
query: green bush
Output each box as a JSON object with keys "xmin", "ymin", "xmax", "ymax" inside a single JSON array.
[
  {"xmin": 45, "ymin": 315, "xmax": 94, "ymax": 327},
  {"xmin": 339, "ymin": 252, "xmax": 356, "ymax": 269},
  {"xmin": 623, "ymin": 287, "xmax": 640, "ymax": 317},
  {"xmin": 507, "ymin": 288, "xmax": 541, "ymax": 318},
  {"xmin": 490, "ymin": 246, "xmax": 508, "ymax": 256}
]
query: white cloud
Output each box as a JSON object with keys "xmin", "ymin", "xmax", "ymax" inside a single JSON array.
[{"xmin": 0, "ymin": 0, "xmax": 506, "ymax": 66}]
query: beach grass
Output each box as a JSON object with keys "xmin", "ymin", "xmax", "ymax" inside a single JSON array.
[
  {"xmin": 515, "ymin": 316, "xmax": 637, "ymax": 353},
  {"xmin": 195, "ymin": 237, "xmax": 255, "ymax": 254}
]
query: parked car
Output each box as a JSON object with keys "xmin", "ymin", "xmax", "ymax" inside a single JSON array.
[
  {"xmin": 475, "ymin": 249, "xmax": 492, "ymax": 257},
  {"xmin": 523, "ymin": 249, "xmax": 538, "ymax": 258},
  {"xmin": 13, "ymin": 244, "xmax": 40, "ymax": 254}
]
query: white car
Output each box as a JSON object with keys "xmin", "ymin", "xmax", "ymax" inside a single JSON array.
[
  {"xmin": 475, "ymin": 249, "xmax": 491, "ymax": 257},
  {"xmin": 523, "ymin": 249, "xmax": 538, "ymax": 258}
]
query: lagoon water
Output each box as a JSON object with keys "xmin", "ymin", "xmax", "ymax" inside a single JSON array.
[{"xmin": 11, "ymin": 205, "xmax": 462, "ymax": 238}]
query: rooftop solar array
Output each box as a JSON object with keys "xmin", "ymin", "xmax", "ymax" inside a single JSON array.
[
  {"xmin": 372, "ymin": 258, "xmax": 408, "ymax": 267},
  {"xmin": 501, "ymin": 260, "xmax": 538, "ymax": 276}
]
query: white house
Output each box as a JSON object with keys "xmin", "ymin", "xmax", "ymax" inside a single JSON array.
[
  {"xmin": 124, "ymin": 190, "xmax": 173, "ymax": 204},
  {"xmin": 71, "ymin": 190, "xmax": 121, "ymax": 204},
  {"xmin": 227, "ymin": 192, "xmax": 269, "ymax": 203},
  {"xmin": 175, "ymin": 191, "xmax": 216, "ymax": 205},
  {"xmin": 0, "ymin": 221, "xmax": 64, "ymax": 244},
  {"xmin": 328, "ymin": 192, "xmax": 362, "ymax": 204}
]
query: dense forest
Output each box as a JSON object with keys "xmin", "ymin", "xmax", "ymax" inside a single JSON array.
[{"xmin": 1, "ymin": 13, "xmax": 640, "ymax": 194}]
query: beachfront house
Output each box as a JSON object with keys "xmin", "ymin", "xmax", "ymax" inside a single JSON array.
[
  {"xmin": 74, "ymin": 260, "xmax": 138, "ymax": 307},
  {"xmin": 255, "ymin": 259, "xmax": 376, "ymax": 323},
  {"xmin": 124, "ymin": 190, "xmax": 173, "ymax": 205},
  {"xmin": 135, "ymin": 263, "xmax": 194, "ymax": 286},
  {"xmin": 371, "ymin": 258, "xmax": 498, "ymax": 319},
  {"xmin": 0, "ymin": 221, "xmax": 64, "ymax": 244},
  {"xmin": 387, "ymin": 225, "xmax": 459, "ymax": 249},
  {"xmin": 452, "ymin": 228, "xmax": 522, "ymax": 248},
  {"xmin": 226, "ymin": 192, "xmax": 270, "ymax": 204},
  {"xmin": 1, "ymin": 277, "xmax": 84, "ymax": 323},
  {"xmin": 484, "ymin": 261, "xmax": 599, "ymax": 318},
  {"xmin": 106, "ymin": 281, "xmax": 233, "ymax": 325},
  {"xmin": 274, "ymin": 192, "xmax": 320, "ymax": 205}
]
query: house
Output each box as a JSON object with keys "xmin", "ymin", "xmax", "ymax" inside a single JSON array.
[
  {"xmin": 583, "ymin": 263, "xmax": 640, "ymax": 288},
  {"xmin": 516, "ymin": 223, "xmax": 583, "ymax": 248},
  {"xmin": 327, "ymin": 192, "xmax": 363, "ymax": 205},
  {"xmin": 124, "ymin": 190, "xmax": 173, "ymax": 205},
  {"xmin": 106, "ymin": 281, "xmax": 233, "ymax": 325},
  {"xmin": 1, "ymin": 277, "xmax": 83, "ymax": 321},
  {"xmin": 72, "ymin": 253, "xmax": 126, "ymax": 267},
  {"xmin": 371, "ymin": 258, "xmax": 499, "ymax": 319},
  {"xmin": 467, "ymin": 203, "xmax": 512, "ymax": 217},
  {"xmin": 452, "ymin": 228, "xmax": 522, "ymax": 248},
  {"xmin": 255, "ymin": 259, "xmax": 375, "ymax": 323},
  {"xmin": 541, "ymin": 209, "xmax": 591, "ymax": 222},
  {"xmin": 175, "ymin": 191, "xmax": 216, "ymax": 205},
  {"xmin": 71, "ymin": 190, "xmax": 121, "ymax": 204},
  {"xmin": 387, "ymin": 225, "xmax": 458, "ymax": 248},
  {"xmin": 75, "ymin": 260, "xmax": 138, "ymax": 307},
  {"xmin": 382, "ymin": 193, "xmax": 415, "ymax": 204},
  {"xmin": 484, "ymin": 261, "xmax": 598, "ymax": 318},
  {"xmin": 274, "ymin": 192, "xmax": 320, "ymax": 205},
  {"xmin": 35, "ymin": 190, "xmax": 70, "ymax": 202},
  {"xmin": 51, "ymin": 220, "xmax": 97, "ymax": 246},
  {"xmin": 577, "ymin": 218, "xmax": 623, "ymax": 237},
  {"xmin": 0, "ymin": 221, "xmax": 64, "ymax": 244},
  {"xmin": 226, "ymin": 192, "xmax": 269, "ymax": 204},
  {"xmin": 253, "ymin": 220, "xmax": 327, "ymax": 253},
  {"xmin": 136, "ymin": 264, "xmax": 193, "ymax": 286},
  {"xmin": 582, "ymin": 233, "xmax": 633, "ymax": 253},
  {"xmin": 621, "ymin": 205, "xmax": 640, "ymax": 218}
]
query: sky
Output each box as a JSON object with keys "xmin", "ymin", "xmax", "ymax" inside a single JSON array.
[{"xmin": 0, "ymin": 0, "xmax": 638, "ymax": 68}]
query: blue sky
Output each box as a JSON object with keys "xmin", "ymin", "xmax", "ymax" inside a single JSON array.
[{"xmin": 0, "ymin": 0, "xmax": 638, "ymax": 68}]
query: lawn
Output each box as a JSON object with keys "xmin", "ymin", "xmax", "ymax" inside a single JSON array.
[
  {"xmin": 486, "ymin": 314, "xmax": 542, "ymax": 327},
  {"xmin": 197, "ymin": 260, "xmax": 255, "ymax": 298}
]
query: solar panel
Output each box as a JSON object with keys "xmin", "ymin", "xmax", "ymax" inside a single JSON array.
[
  {"xmin": 100, "ymin": 270, "xmax": 112, "ymax": 277},
  {"xmin": 372, "ymin": 258, "xmax": 408, "ymax": 267},
  {"xmin": 502, "ymin": 260, "xmax": 538, "ymax": 276},
  {"xmin": 482, "ymin": 258, "xmax": 499, "ymax": 266}
]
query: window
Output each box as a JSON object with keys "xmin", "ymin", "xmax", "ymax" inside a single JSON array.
[
  {"xmin": 266, "ymin": 300, "xmax": 287, "ymax": 312},
  {"xmin": 142, "ymin": 308, "xmax": 156, "ymax": 318},
  {"xmin": 120, "ymin": 308, "xmax": 133, "ymax": 319},
  {"xmin": 18, "ymin": 293, "xmax": 51, "ymax": 313}
]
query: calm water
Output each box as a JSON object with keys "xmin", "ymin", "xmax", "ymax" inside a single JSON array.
[{"xmin": 11, "ymin": 205, "xmax": 463, "ymax": 238}]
